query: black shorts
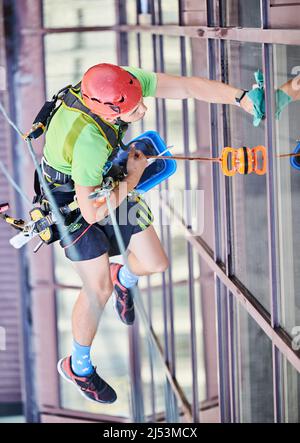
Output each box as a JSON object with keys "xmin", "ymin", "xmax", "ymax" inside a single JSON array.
[{"xmin": 53, "ymin": 190, "xmax": 154, "ymax": 262}]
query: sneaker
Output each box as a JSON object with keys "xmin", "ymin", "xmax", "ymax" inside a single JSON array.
[
  {"xmin": 57, "ymin": 356, "xmax": 117, "ymax": 404},
  {"xmin": 110, "ymin": 263, "xmax": 135, "ymax": 325}
]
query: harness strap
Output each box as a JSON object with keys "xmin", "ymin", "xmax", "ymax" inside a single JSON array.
[
  {"xmin": 63, "ymin": 83, "xmax": 119, "ymax": 151},
  {"xmin": 62, "ymin": 83, "xmax": 129, "ymax": 158},
  {"xmin": 33, "ymin": 83, "xmax": 131, "ymax": 204}
]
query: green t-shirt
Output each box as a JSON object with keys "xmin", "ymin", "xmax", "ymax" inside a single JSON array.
[{"xmin": 43, "ymin": 66, "xmax": 157, "ymax": 187}]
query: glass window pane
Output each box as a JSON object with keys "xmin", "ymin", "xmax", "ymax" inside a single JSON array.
[
  {"xmin": 139, "ymin": 33, "xmax": 157, "ymax": 132},
  {"xmin": 171, "ymin": 228, "xmax": 206, "ymax": 405},
  {"xmin": 220, "ymin": 0, "xmax": 261, "ymax": 27},
  {"xmin": 163, "ymin": 36, "xmax": 185, "ymax": 190},
  {"xmin": 194, "ymin": 278, "xmax": 207, "ymax": 404},
  {"xmin": 273, "ymin": 45, "xmax": 300, "ymax": 334},
  {"xmin": 224, "ymin": 41, "xmax": 270, "ymax": 310},
  {"xmin": 44, "ymin": 32, "xmax": 117, "ymax": 95},
  {"xmin": 43, "ymin": 0, "xmax": 116, "ymax": 28},
  {"xmin": 153, "ymin": 0, "xmax": 179, "ymax": 25},
  {"xmin": 281, "ymin": 354, "xmax": 300, "ymax": 423},
  {"xmin": 138, "ymin": 285, "xmax": 170, "ymax": 418},
  {"xmin": 234, "ymin": 304, "xmax": 274, "ymax": 422},
  {"xmin": 139, "ymin": 32, "xmax": 154, "ymax": 71},
  {"xmin": 128, "ymin": 32, "xmax": 140, "ymax": 68},
  {"xmin": 173, "ymin": 281, "xmax": 193, "ymax": 401},
  {"xmin": 126, "ymin": 0, "xmax": 138, "ymax": 25}
]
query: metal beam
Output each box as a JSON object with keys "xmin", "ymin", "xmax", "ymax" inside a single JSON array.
[
  {"xmin": 19, "ymin": 24, "xmax": 300, "ymax": 45},
  {"xmin": 261, "ymin": 0, "xmax": 283, "ymax": 423}
]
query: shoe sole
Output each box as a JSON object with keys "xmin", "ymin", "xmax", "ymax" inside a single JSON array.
[{"xmin": 56, "ymin": 359, "xmax": 116, "ymax": 404}]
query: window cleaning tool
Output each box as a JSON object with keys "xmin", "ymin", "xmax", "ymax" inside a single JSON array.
[{"xmin": 146, "ymin": 145, "xmax": 174, "ymax": 166}]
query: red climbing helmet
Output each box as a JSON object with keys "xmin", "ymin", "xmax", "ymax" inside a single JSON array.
[{"xmin": 81, "ymin": 63, "xmax": 142, "ymax": 118}]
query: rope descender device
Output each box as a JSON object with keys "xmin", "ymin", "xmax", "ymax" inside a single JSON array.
[
  {"xmin": 220, "ymin": 145, "xmax": 267, "ymax": 176},
  {"xmin": 88, "ymin": 177, "xmax": 116, "ymax": 201},
  {"xmin": 0, "ymin": 199, "xmax": 81, "ymax": 251}
]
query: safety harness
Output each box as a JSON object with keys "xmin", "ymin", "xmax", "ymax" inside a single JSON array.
[
  {"xmin": 24, "ymin": 82, "xmax": 132, "ymax": 248},
  {"xmin": 31, "ymin": 82, "xmax": 129, "ymax": 200}
]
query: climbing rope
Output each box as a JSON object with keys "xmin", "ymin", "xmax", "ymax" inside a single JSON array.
[
  {"xmin": 102, "ymin": 188, "xmax": 189, "ymax": 422},
  {"xmin": 0, "ymin": 157, "xmax": 32, "ymax": 207},
  {"xmin": 0, "ymin": 99, "xmax": 187, "ymax": 422},
  {"xmin": 0, "ymin": 100, "xmax": 84, "ymax": 261}
]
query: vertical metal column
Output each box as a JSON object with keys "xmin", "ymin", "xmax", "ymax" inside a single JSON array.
[
  {"xmin": 116, "ymin": 0, "xmax": 145, "ymax": 423},
  {"xmin": 260, "ymin": 0, "xmax": 283, "ymax": 423},
  {"xmin": 128, "ymin": 320, "xmax": 145, "ymax": 423},
  {"xmin": 146, "ymin": 275, "xmax": 156, "ymax": 421},
  {"xmin": 217, "ymin": 23, "xmax": 237, "ymax": 421},
  {"xmin": 178, "ymin": 0, "xmax": 200, "ymax": 423},
  {"xmin": 1, "ymin": 0, "xmax": 26, "ymax": 419},
  {"xmin": 11, "ymin": 0, "xmax": 59, "ymax": 420},
  {"xmin": 155, "ymin": 0, "xmax": 178, "ymax": 422},
  {"xmin": 207, "ymin": 29, "xmax": 231, "ymax": 422},
  {"xmin": 136, "ymin": 0, "xmax": 144, "ymax": 134}
]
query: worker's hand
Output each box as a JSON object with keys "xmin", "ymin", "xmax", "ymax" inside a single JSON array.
[
  {"xmin": 126, "ymin": 145, "xmax": 147, "ymax": 185},
  {"xmin": 240, "ymin": 93, "xmax": 254, "ymax": 115}
]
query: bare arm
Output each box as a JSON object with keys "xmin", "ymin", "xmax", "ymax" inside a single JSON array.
[
  {"xmin": 75, "ymin": 177, "xmax": 134, "ymax": 225},
  {"xmin": 75, "ymin": 148, "xmax": 147, "ymax": 225},
  {"xmin": 155, "ymin": 72, "xmax": 253, "ymax": 113},
  {"xmin": 279, "ymin": 75, "xmax": 300, "ymax": 101}
]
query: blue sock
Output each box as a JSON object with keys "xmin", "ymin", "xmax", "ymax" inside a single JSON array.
[
  {"xmin": 71, "ymin": 340, "xmax": 93, "ymax": 377},
  {"xmin": 118, "ymin": 264, "xmax": 139, "ymax": 289}
]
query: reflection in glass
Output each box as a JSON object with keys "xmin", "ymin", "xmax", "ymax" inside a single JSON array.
[
  {"xmin": 171, "ymin": 228, "xmax": 206, "ymax": 405},
  {"xmin": 44, "ymin": 32, "xmax": 117, "ymax": 95},
  {"xmin": 281, "ymin": 354, "xmax": 300, "ymax": 422},
  {"xmin": 126, "ymin": 0, "xmax": 138, "ymax": 25},
  {"xmin": 43, "ymin": 0, "xmax": 115, "ymax": 28},
  {"xmin": 274, "ymin": 45, "xmax": 300, "ymax": 335},
  {"xmin": 138, "ymin": 286, "xmax": 170, "ymax": 419},
  {"xmin": 224, "ymin": 41, "xmax": 270, "ymax": 309},
  {"xmin": 152, "ymin": 0, "xmax": 179, "ymax": 25},
  {"xmin": 234, "ymin": 304, "xmax": 274, "ymax": 422},
  {"xmin": 220, "ymin": 0, "xmax": 261, "ymax": 28}
]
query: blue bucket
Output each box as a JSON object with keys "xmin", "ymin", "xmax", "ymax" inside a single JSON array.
[
  {"xmin": 290, "ymin": 141, "xmax": 300, "ymax": 171},
  {"xmin": 113, "ymin": 130, "xmax": 177, "ymax": 193}
]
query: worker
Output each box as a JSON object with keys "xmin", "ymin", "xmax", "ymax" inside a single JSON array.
[{"xmin": 42, "ymin": 63, "xmax": 253, "ymax": 403}]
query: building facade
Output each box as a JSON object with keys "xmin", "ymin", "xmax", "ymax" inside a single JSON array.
[{"xmin": 0, "ymin": 0, "xmax": 299, "ymax": 423}]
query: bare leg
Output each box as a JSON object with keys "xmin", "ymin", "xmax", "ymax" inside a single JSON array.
[
  {"xmin": 127, "ymin": 225, "xmax": 169, "ymax": 276},
  {"xmin": 71, "ymin": 253, "xmax": 113, "ymax": 346}
]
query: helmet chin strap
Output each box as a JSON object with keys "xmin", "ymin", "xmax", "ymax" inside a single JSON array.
[
  {"xmin": 115, "ymin": 117, "xmax": 129, "ymax": 150},
  {"xmin": 115, "ymin": 117, "xmax": 128, "ymax": 126}
]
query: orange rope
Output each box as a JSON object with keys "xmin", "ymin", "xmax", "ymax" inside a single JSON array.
[
  {"xmin": 145, "ymin": 154, "xmax": 220, "ymax": 162},
  {"xmin": 277, "ymin": 152, "xmax": 300, "ymax": 159}
]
